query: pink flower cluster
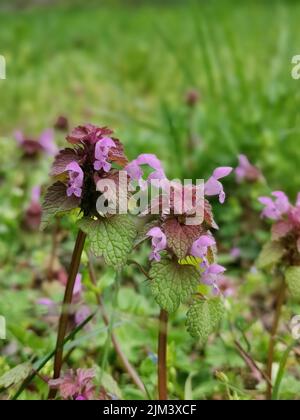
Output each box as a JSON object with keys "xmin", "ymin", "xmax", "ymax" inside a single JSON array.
[
  {"xmin": 259, "ymin": 191, "xmax": 300, "ymax": 254},
  {"xmin": 49, "ymin": 125, "xmax": 128, "ymax": 211},
  {"xmin": 15, "ymin": 129, "xmax": 57, "ymax": 157},
  {"xmin": 143, "ymin": 158, "xmax": 232, "ymax": 296},
  {"xmin": 49, "ymin": 368, "xmax": 96, "ymax": 400}
]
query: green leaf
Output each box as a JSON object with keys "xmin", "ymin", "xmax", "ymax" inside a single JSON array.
[
  {"xmin": 257, "ymin": 241, "xmax": 285, "ymax": 270},
  {"xmin": 149, "ymin": 257, "xmax": 199, "ymax": 312},
  {"xmin": 286, "ymin": 266, "xmax": 300, "ymax": 299},
  {"xmin": 0, "ymin": 363, "xmax": 32, "ymax": 389},
  {"xmin": 41, "ymin": 181, "xmax": 80, "ymax": 229},
  {"xmin": 78, "ymin": 215, "xmax": 137, "ymax": 268},
  {"xmin": 97, "ymin": 369, "xmax": 123, "ymax": 399},
  {"xmin": 186, "ymin": 298, "xmax": 225, "ymax": 342}
]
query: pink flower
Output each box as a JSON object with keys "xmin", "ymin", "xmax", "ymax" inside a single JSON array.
[
  {"xmin": 125, "ymin": 154, "xmax": 166, "ymax": 190},
  {"xmin": 66, "ymin": 124, "xmax": 113, "ymax": 145},
  {"xmin": 23, "ymin": 186, "xmax": 42, "ymax": 231},
  {"xmin": 147, "ymin": 227, "xmax": 167, "ymax": 261},
  {"xmin": 31, "ymin": 186, "xmax": 41, "ymax": 203},
  {"xmin": 37, "ymin": 298, "xmax": 55, "ymax": 307},
  {"xmin": 230, "ymin": 247, "xmax": 241, "ymax": 260},
  {"xmin": 190, "ymin": 235, "xmax": 215, "ymax": 264},
  {"xmin": 202, "ymin": 264, "xmax": 226, "ymax": 295},
  {"xmin": 94, "ymin": 137, "xmax": 116, "ymax": 172},
  {"xmin": 235, "ymin": 155, "xmax": 261, "ymax": 183},
  {"xmin": 73, "ymin": 273, "xmax": 83, "ymax": 297},
  {"xmin": 38, "ymin": 129, "xmax": 58, "ymax": 156},
  {"xmin": 205, "ymin": 167, "xmax": 233, "ymax": 203},
  {"xmin": 75, "ymin": 305, "xmax": 91, "ymax": 327},
  {"xmin": 15, "ymin": 129, "xmax": 57, "ymax": 157},
  {"xmin": 259, "ymin": 191, "xmax": 290, "ymax": 221},
  {"xmin": 66, "ymin": 161, "xmax": 84, "ymax": 198},
  {"xmin": 49, "ymin": 368, "xmax": 96, "ymax": 400}
]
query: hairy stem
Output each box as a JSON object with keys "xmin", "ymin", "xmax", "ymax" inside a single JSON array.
[
  {"xmin": 88, "ymin": 254, "xmax": 146, "ymax": 395},
  {"xmin": 48, "ymin": 229, "xmax": 86, "ymax": 399},
  {"xmin": 266, "ymin": 278, "xmax": 286, "ymax": 400},
  {"xmin": 158, "ymin": 309, "xmax": 168, "ymax": 400}
]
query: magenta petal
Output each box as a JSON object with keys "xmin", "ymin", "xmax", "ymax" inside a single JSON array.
[
  {"xmin": 205, "ymin": 177, "xmax": 222, "ymax": 196},
  {"xmin": 197, "ymin": 235, "xmax": 215, "ymax": 247},
  {"xmin": 100, "ymin": 137, "xmax": 116, "ymax": 149},
  {"xmin": 31, "ymin": 186, "xmax": 41, "ymax": 203},
  {"xmin": 207, "ymin": 264, "xmax": 226, "ymax": 275},
  {"xmin": 37, "ymin": 298, "xmax": 55, "ymax": 307},
  {"xmin": 39, "ymin": 129, "xmax": 58, "ymax": 156},
  {"xmin": 136, "ymin": 154, "xmax": 163, "ymax": 171},
  {"xmin": 213, "ymin": 167, "xmax": 233, "ymax": 180},
  {"xmin": 147, "ymin": 227, "xmax": 167, "ymax": 261},
  {"xmin": 125, "ymin": 161, "xmax": 143, "ymax": 180},
  {"xmin": 14, "ymin": 130, "xmax": 24, "ymax": 144},
  {"xmin": 73, "ymin": 274, "xmax": 82, "ymax": 296},
  {"xmin": 258, "ymin": 197, "xmax": 273, "ymax": 206}
]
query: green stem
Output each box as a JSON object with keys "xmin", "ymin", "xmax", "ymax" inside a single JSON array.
[
  {"xmin": 272, "ymin": 341, "xmax": 296, "ymax": 400},
  {"xmin": 158, "ymin": 309, "xmax": 168, "ymax": 400},
  {"xmin": 13, "ymin": 313, "xmax": 95, "ymax": 400},
  {"xmin": 100, "ymin": 272, "xmax": 120, "ymax": 377},
  {"xmin": 266, "ymin": 278, "xmax": 286, "ymax": 400},
  {"xmin": 48, "ymin": 229, "xmax": 86, "ymax": 399},
  {"xmin": 88, "ymin": 255, "xmax": 146, "ymax": 395}
]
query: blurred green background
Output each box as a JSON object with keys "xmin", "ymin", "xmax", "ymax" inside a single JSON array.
[
  {"xmin": 1, "ymin": 0, "xmax": 300, "ymax": 400},
  {"xmin": 1, "ymin": 0, "xmax": 300, "ymax": 190}
]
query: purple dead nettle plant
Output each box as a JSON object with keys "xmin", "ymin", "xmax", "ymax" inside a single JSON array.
[
  {"xmin": 42, "ymin": 124, "xmax": 135, "ymax": 399},
  {"xmin": 129, "ymin": 159, "xmax": 232, "ymax": 398},
  {"xmin": 258, "ymin": 191, "xmax": 300, "ymax": 399},
  {"xmin": 42, "ymin": 122, "xmax": 232, "ymax": 400}
]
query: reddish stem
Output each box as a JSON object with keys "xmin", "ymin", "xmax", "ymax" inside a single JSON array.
[
  {"xmin": 48, "ymin": 229, "xmax": 86, "ymax": 399},
  {"xmin": 87, "ymin": 253, "xmax": 146, "ymax": 395},
  {"xmin": 158, "ymin": 309, "xmax": 168, "ymax": 400}
]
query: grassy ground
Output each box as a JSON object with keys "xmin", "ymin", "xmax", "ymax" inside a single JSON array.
[
  {"xmin": 1, "ymin": 0, "xmax": 300, "ymax": 400},
  {"xmin": 1, "ymin": 0, "xmax": 300, "ymax": 189}
]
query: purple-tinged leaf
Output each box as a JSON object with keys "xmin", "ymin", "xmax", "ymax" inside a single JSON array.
[
  {"xmin": 42, "ymin": 182, "xmax": 80, "ymax": 229},
  {"xmin": 163, "ymin": 218, "xmax": 203, "ymax": 259}
]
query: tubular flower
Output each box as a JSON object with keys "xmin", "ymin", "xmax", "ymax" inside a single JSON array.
[
  {"xmin": 259, "ymin": 191, "xmax": 290, "ymax": 221},
  {"xmin": 66, "ymin": 162, "xmax": 84, "ymax": 198},
  {"xmin": 202, "ymin": 264, "xmax": 226, "ymax": 295},
  {"xmin": 258, "ymin": 191, "xmax": 300, "ymax": 266},
  {"xmin": 125, "ymin": 153, "xmax": 166, "ymax": 190},
  {"xmin": 235, "ymin": 154, "xmax": 262, "ymax": 183},
  {"xmin": 190, "ymin": 235, "xmax": 216, "ymax": 264},
  {"xmin": 205, "ymin": 167, "xmax": 233, "ymax": 203},
  {"xmin": 147, "ymin": 227, "xmax": 167, "ymax": 261},
  {"xmin": 94, "ymin": 137, "xmax": 116, "ymax": 172}
]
